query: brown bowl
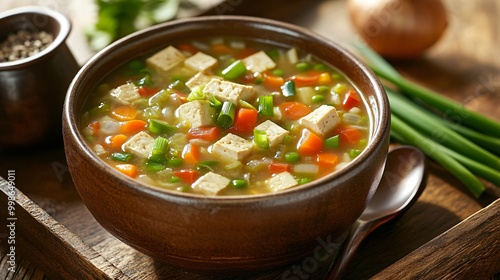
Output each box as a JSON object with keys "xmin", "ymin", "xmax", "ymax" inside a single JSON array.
[
  {"xmin": 0, "ymin": 6, "xmax": 79, "ymax": 149},
  {"xmin": 63, "ymin": 16, "xmax": 389, "ymax": 272}
]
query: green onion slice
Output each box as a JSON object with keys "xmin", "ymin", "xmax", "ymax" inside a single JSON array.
[
  {"xmin": 257, "ymin": 95, "xmax": 274, "ymax": 117},
  {"xmin": 110, "ymin": 152, "xmax": 132, "ymax": 162},
  {"xmin": 253, "ymin": 129, "xmax": 269, "ymax": 149},
  {"xmin": 217, "ymin": 101, "xmax": 237, "ymax": 129},
  {"xmin": 187, "ymin": 86, "xmax": 205, "ymax": 102},
  {"xmin": 221, "ymin": 60, "xmax": 247, "ymax": 80},
  {"xmin": 148, "ymin": 119, "xmax": 177, "ymax": 135}
]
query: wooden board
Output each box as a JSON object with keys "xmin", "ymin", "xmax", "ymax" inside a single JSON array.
[{"xmin": 0, "ymin": 0, "xmax": 499, "ymax": 279}]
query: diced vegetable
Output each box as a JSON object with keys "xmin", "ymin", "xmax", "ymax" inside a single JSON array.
[
  {"xmin": 317, "ymin": 153, "xmax": 338, "ymax": 167},
  {"xmin": 324, "ymin": 135, "xmax": 339, "ymax": 148},
  {"xmin": 137, "ymin": 86, "xmax": 159, "ymax": 97},
  {"xmin": 263, "ymin": 73, "xmax": 285, "ymax": 90},
  {"xmin": 258, "ymin": 95, "xmax": 274, "ymax": 117},
  {"xmin": 110, "ymin": 152, "xmax": 132, "ymax": 162},
  {"xmin": 292, "ymin": 71, "xmax": 320, "ymax": 87},
  {"xmin": 253, "ymin": 129, "xmax": 269, "ymax": 149},
  {"xmin": 279, "ymin": 102, "xmax": 312, "ymax": 120},
  {"xmin": 148, "ymin": 119, "xmax": 177, "ymax": 135},
  {"xmin": 187, "ymin": 86, "xmax": 205, "ymax": 102},
  {"xmin": 232, "ymin": 108, "xmax": 258, "ymax": 133},
  {"xmin": 182, "ymin": 143, "xmax": 201, "ymax": 165},
  {"xmin": 297, "ymin": 129, "xmax": 323, "ymax": 156},
  {"xmin": 281, "ymin": 80, "xmax": 296, "ymax": 97},
  {"xmin": 196, "ymin": 160, "xmax": 219, "ymax": 172},
  {"xmin": 108, "ymin": 134, "xmax": 128, "ymax": 150},
  {"xmin": 174, "ymin": 169, "xmax": 199, "ymax": 184},
  {"xmin": 217, "ymin": 101, "xmax": 237, "ymax": 129},
  {"xmin": 293, "ymin": 163, "xmax": 319, "ymax": 174},
  {"xmin": 115, "ymin": 164, "xmax": 139, "ymax": 178},
  {"xmin": 343, "ymin": 90, "xmax": 361, "ymax": 111},
  {"xmin": 120, "ymin": 120, "xmax": 147, "ymax": 135},
  {"xmin": 318, "ymin": 72, "xmax": 332, "ymax": 85},
  {"xmin": 270, "ymin": 162, "xmax": 291, "ymax": 174},
  {"xmin": 295, "ymin": 62, "xmax": 310, "ymax": 72},
  {"xmin": 222, "ymin": 60, "xmax": 247, "ymax": 80},
  {"xmin": 285, "ymin": 152, "xmax": 300, "ymax": 163},
  {"xmin": 111, "ymin": 105, "xmax": 138, "ymax": 121},
  {"xmin": 339, "ymin": 126, "xmax": 362, "ymax": 147},
  {"xmin": 231, "ymin": 179, "xmax": 248, "ymax": 189},
  {"xmin": 187, "ymin": 126, "xmax": 221, "ymax": 142}
]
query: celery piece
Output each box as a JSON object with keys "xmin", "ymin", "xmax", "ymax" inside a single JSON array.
[{"xmin": 281, "ymin": 80, "xmax": 296, "ymax": 97}]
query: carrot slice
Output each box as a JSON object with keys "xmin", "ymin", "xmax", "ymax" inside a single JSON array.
[
  {"xmin": 111, "ymin": 105, "xmax": 138, "ymax": 121},
  {"xmin": 115, "ymin": 164, "xmax": 138, "ymax": 178},
  {"xmin": 263, "ymin": 72, "xmax": 285, "ymax": 90},
  {"xmin": 291, "ymin": 71, "xmax": 321, "ymax": 87},
  {"xmin": 317, "ymin": 153, "xmax": 339, "ymax": 167},
  {"xmin": 174, "ymin": 169, "xmax": 199, "ymax": 185},
  {"xmin": 232, "ymin": 108, "xmax": 258, "ymax": 133},
  {"xmin": 269, "ymin": 162, "xmax": 291, "ymax": 174},
  {"xmin": 120, "ymin": 120, "xmax": 147, "ymax": 135},
  {"xmin": 138, "ymin": 86, "xmax": 159, "ymax": 98},
  {"xmin": 108, "ymin": 134, "xmax": 128, "ymax": 150},
  {"xmin": 297, "ymin": 129, "xmax": 323, "ymax": 156},
  {"xmin": 280, "ymin": 102, "xmax": 312, "ymax": 120},
  {"xmin": 187, "ymin": 126, "xmax": 221, "ymax": 142},
  {"xmin": 182, "ymin": 143, "xmax": 201, "ymax": 165}
]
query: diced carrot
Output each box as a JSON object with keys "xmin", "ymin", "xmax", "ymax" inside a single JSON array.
[
  {"xmin": 211, "ymin": 44, "xmax": 233, "ymax": 54},
  {"xmin": 263, "ymin": 72, "xmax": 285, "ymax": 90},
  {"xmin": 138, "ymin": 86, "xmax": 159, "ymax": 97},
  {"xmin": 182, "ymin": 143, "xmax": 201, "ymax": 165},
  {"xmin": 317, "ymin": 153, "xmax": 339, "ymax": 167},
  {"xmin": 297, "ymin": 129, "xmax": 323, "ymax": 156},
  {"xmin": 174, "ymin": 169, "xmax": 199, "ymax": 185},
  {"xmin": 108, "ymin": 134, "xmax": 128, "ymax": 150},
  {"xmin": 115, "ymin": 164, "xmax": 138, "ymax": 178},
  {"xmin": 339, "ymin": 126, "xmax": 362, "ymax": 147},
  {"xmin": 187, "ymin": 126, "xmax": 221, "ymax": 142},
  {"xmin": 269, "ymin": 162, "xmax": 290, "ymax": 174},
  {"xmin": 318, "ymin": 72, "xmax": 332, "ymax": 85},
  {"xmin": 343, "ymin": 90, "xmax": 361, "ymax": 110},
  {"xmin": 231, "ymin": 108, "xmax": 258, "ymax": 133},
  {"xmin": 120, "ymin": 120, "xmax": 147, "ymax": 135},
  {"xmin": 279, "ymin": 102, "xmax": 312, "ymax": 120},
  {"xmin": 291, "ymin": 71, "xmax": 321, "ymax": 87},
  {"xmin": 89, "ymin": 121, "xmax": 100, "ymax": 135},
  {"xmin": 111, "ymin": 105, "xmax": 138, "ymax": 121},
  {"xmin": 177, "ymin": 43, "xmax": 198, "ymax": 55}
]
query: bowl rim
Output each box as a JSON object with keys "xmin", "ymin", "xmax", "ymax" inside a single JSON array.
[
  {"xmin": 0, "ymin": 6, "xmax": 71, "ymax": 69},
  {"xmin": 64, "ymin": 15, "xmax": 389, "ymax": 203}
]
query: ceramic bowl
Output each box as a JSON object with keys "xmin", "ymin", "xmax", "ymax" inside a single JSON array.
[
  {"xmin": 63, "ymin": 16, "xmax": 389, "ymax": 272},
  {"xmin": 0, "ymin": 6, "xmax": 79, "ymax": 149}
]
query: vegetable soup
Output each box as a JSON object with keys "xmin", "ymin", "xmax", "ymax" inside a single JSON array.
[{"xmin": 80, "ymin": 38, "xmax": 370, "ymax": 196}]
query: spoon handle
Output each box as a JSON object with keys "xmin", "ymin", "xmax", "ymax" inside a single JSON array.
[{"xmin": 323, "ymin": 220, "xmax": 373, "ymax": 280}]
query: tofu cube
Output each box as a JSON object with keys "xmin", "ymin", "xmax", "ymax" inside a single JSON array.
[
  {"xmin": 185, "ymin": 72, "xmax": 221, "ymax": 90},
  {"xmin": 177, "ymin": 100, "xmax": 215, "ymax": 128},
  {"xmin": 267, "ymin": 171, "xmax": 298, "ymax": 192},
  {"xmin": 110, "ymin": 83, "xmax": 141, "ymax": 104},
  {"xmin": 146, "ymin": 46, "xmax": 186, "ymax": 73},
  {"xmin": 192, "ymin": 172, "xmax": 231, "ymax": 195},
  {"xmin": 203, "ymin": 79, "xmax": 255, "ymax": 105},
  {"xmin": 184, "ymin": 52, "xmax": 218, "ymax": 72},
  {"xmin": 299, "ymin": 105, "xmax": 340, "ymax": 136},
  {"xmin": 241, "ymin": 51, "xmax": 276, "ymax": 73},
  {"xmin": 211, "ymin": 133, "xmax": 253, "ymax": 162},
  {"xmin": 122, "ymin": 131, "xmax": 155, "ymax": 159},
  {"xmin": 254, "ymin": 120, "xmax": 289, "ymax": 148}
]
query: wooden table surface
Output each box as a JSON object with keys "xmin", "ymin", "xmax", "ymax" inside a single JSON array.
[{"xmin": 0, "ymin": 0, "xmax": 499, "ymax": 279}]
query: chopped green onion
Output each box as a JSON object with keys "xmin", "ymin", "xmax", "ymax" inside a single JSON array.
[
  {"xmin": 187, "ymin": 86, "xmax": 205, "ymax": 102},
  {"xmin": 285, "ymin": 152, "xmax": 300, "ymax": 163},
  {"xmin": 253, "ymin": 129, "xmax": 269, "ymax": 149},
  {"xmin": 312, "ymin": 95, "xmax": 325, "ymax": 103},
  {"xmin": 217, "ymin": 101, "xmax": 236, "ymax": 129},
  {"xmin": 257, "ymin": 95, "xmax": 274, "ymax": 117},
  {"xmin": 296, "ymin": 62, "xmax": 310, "ymax": 72},
  {"xmin": 239, "ymin": 100, "xmax": 256, "ymax": 110},
  {"xmin": 110, "ymin": 152, "xmax": 132, "ymax": 162},
  {"xmin": 221, "ymin": 60, "xmax": 247, "ymax": 80},
  {"xmin": 325, "ymin": 135, "xmax": 340, "ymax": 148},
  {"xmin": 148, "ymin": 137, "xmax": 168, "ymax": 164},
  {"xmin": 209, "ymin": 94, "xmax": 222, "ymax": 111},
  {"xmin": 148, "ymin": 89, "xmax": 170, "ymax": 106},
  {"xmin": 148, "ymin": 119, "xmax": 177, "ymax": 135},
  {"xmin": 281, "ymin": 80, "xmax": 296, "ymax": 97},
  {"xmin": 231, "ymin": 179, "xmax": 248, "ymax": 189},
  {"xmin": 145, "ymin": 161, "xmax": 165, "ymax": 172}
]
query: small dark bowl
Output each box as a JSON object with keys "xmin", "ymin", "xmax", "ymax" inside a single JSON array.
[
  {"xmin": 0, "ymin": 6, "xmax": 79, "ymax": 149},
  {"xmin": 63, "ymin": 16, "xmax": 389, "ymax": 272}
]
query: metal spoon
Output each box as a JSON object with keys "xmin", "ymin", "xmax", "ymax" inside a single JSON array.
[{"xmin": 324, "ymin": 145, "xmax": 428, "ymax": 280}]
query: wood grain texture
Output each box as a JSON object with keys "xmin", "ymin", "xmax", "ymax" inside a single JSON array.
[{"xmin": 0, "ymin": 0, "xmax": 499, "ymax": 279}]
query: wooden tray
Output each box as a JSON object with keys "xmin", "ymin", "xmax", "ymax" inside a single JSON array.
[{"xmin": 1, "ymin": 0, "xmax": 499, "ymax": 279}]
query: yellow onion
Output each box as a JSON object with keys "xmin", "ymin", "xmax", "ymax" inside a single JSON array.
[{"xmin": 348, "ymin": 0, "xmax": 448, "ymax": 59}]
